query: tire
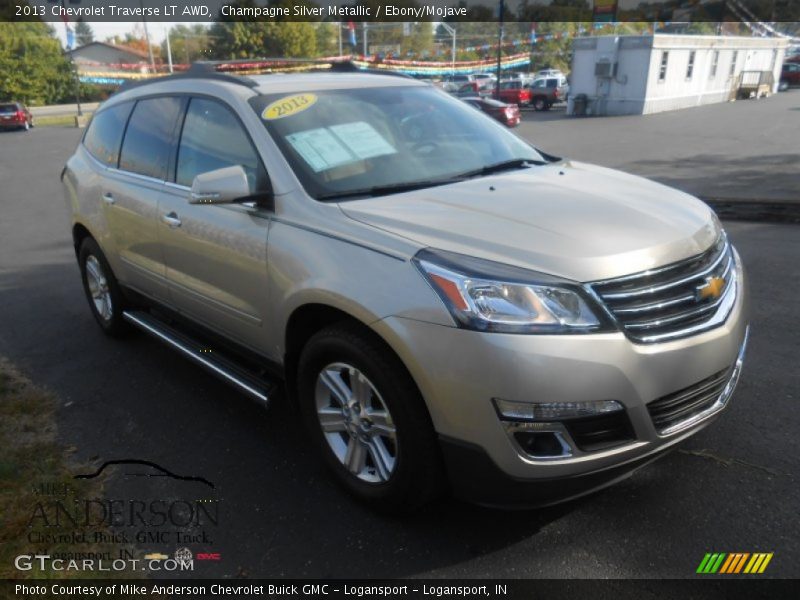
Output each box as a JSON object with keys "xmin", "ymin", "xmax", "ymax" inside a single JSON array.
[
  {"xmin": 533, "ymin": 97, "xmax": 547, "ymax": 111},
  {"xmin": 78, "ymin": 237, "xmax": 130, "ymax": 337},
  {"xmin": 296, "ymin": 323, "xmax": 444, "ymax": 512}
]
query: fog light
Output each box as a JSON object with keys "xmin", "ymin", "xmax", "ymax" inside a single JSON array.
[
  {"xmin": 493, "ymin": 398, "xmax": 624, "ymax": 422},
  {"xmin": 513, "ymin": 431, "xmax": 568, "ymax": 457}
]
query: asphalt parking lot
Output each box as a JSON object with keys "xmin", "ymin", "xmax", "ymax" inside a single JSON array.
[{"xmin": 0, "ymin": 105, "xmax": 798, "ymax": 578}]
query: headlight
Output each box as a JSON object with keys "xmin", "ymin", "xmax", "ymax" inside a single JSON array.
[{"xmin": 413, "ymin": 249, "xmax": 609, "ymax": 334}]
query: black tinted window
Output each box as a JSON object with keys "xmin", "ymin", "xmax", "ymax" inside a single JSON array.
[
  {"xmin": 83, "ymin": 102, "xmax": 133, "ymax": 167},
  {"xmin": 119, "ymin": 97, "xmax": 182, "ymax": 179},
  {"xmin": 176, "ymin": 97, "xmax": 266, "ymax": 192}
]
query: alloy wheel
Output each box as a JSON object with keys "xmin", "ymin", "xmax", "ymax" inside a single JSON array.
[
  {"xmin": 314, "ymin": 362, "xmax": 398, "ymax": 483},
  {"xmin": 85, "ymin": 255, "xmax": 113, "ymax": 321}
]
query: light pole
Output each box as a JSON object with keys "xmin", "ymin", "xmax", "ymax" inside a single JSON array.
[
  {"xmin": 495, "ymin": 0, "xmax": 505, "ymax": 97},
  {"xmin": 140, "ymin": 0, "xmax": 156, "ymax": 72},
  {"xmin": 440, "ymin": 22, "xmax": 457, "ymax": 76},
  {"xmin": 165, "ymin": 26, "xmax": 173, "ymax": 73},
  {"xmin": 58, "ymin": 0, "xmax": 82, "ymax": 116}
]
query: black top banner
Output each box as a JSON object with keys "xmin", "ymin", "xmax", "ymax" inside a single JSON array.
[{"xmin": 3, "ymin": 0, "xmax": 800, "ymax": 23}]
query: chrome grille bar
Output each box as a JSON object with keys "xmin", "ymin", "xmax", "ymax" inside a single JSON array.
[{"xmin": 589, "ymin": 237, "xmax": 737, "ymax": 343}]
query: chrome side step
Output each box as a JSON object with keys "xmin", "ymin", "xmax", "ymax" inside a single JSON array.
[{"xmin": 122, "ymin": 310, "xmax": 275, "ymax": 405}]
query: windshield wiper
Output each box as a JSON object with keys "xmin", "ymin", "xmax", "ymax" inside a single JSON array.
[
  {"xmin": 316, "ymin": 177, "xmax": 462, "ymax": 201},
  {"xmin": 457, "ymin": 158, "xmax": 543, "ymax": 180}
]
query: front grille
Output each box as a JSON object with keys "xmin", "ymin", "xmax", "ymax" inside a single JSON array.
[
  {"xmin": 647, "ymin": 367, "xmax": 732, "ymax": 434},
  {"xmin": 590, "ymin": 236, "xmax": 735, "ymax": 343}
]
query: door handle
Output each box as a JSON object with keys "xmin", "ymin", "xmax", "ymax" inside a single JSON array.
[
  {"xmin": 161, "ymin": 212, "xmax": 182, "ymax": 228},
  {"xmin": 102, "ymin": 192, "xmax": 115, "ymax": 205}
]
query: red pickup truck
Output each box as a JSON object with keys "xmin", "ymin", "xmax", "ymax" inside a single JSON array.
[{"xmin": 492, "ymin": 81, "xmax": 531, "ymax": 106}]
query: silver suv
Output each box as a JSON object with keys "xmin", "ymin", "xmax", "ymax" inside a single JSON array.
[{"xmin": 62, "ymin": 65, "xmax": 748, "ymax": 511}]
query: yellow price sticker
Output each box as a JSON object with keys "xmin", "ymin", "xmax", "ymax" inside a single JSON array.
[{"xmin": 262, "ymin": 94, "xmax": 317, "ymax": 120}]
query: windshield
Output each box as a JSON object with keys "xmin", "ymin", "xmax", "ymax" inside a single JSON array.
[{"xmin": 250, "ymin": 85, "xmax": 543, "ymax": 200}]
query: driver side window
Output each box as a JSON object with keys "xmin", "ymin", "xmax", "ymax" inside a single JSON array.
[{"xmin": 176, "ymin": 97, "xmax": 268, "ymax": 193}]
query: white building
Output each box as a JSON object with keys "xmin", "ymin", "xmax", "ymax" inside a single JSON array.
[{"xmin": 569, "ymin": 34, "xmax": 788, "ymax": 116}]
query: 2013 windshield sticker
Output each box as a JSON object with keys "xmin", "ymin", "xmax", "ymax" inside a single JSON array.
[{"xmin": 262, "ymin": 94, "xmax": 317, "ymax": 120}]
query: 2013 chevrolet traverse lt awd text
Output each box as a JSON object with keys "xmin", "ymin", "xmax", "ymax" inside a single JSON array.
[{"xmin": 62, "ymin": 65, "xmax": 748, "ymax": 511}]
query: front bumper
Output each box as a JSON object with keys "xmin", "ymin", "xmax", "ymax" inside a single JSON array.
[{"xmin": 371, "ymin": 255, "xmax": 748, "ymax": 502}]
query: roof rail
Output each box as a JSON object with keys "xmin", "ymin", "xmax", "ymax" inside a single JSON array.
[
  {"xmin": 115, "ymin": 59, "xmax": 416, "ymax": 95},
  {"xmin": 327, "ymin": 61, "xmax": 415, "ymax": 80},
  {"xmin": 116, "ymin": 63, "xmax": 258, "ymax": 93}
]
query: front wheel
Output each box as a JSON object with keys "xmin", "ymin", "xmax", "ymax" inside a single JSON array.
[
  {"xmin": 78, "ymin": 237, "xmax": 129, "ymax": 337},
  {"xmin": 533, "ymin": 97, "xmax": 547, "ymax": 111},
  {"xmin": 297, "ymin": 324, "xmax": 444, "ymax": 512}
]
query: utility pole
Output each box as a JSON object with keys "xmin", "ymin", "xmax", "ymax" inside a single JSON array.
[
  {"xmin": 363, "ymin": 23, "xmax": 368, "ymax": 57},
  {"xmin": 495, "ymin": 0, "xmax": 505, "ymax": 97},
  {"xmin": 338, "ymin": 23, "xmax": 343, "ymax": 56},
  {"xmin": 165, "ymin": 26, "xmax": 173, "ymax": 73},
  {"xmin": 140, "ymin": 0, "xmax": 156, "ymax": 72},
  {"xmin": 59, "ymin": 0, "xmax": 82, "ymax": 116},
  {"xmin": 440, "ymin": 22, "xmax": 457, "ymax": 76}
]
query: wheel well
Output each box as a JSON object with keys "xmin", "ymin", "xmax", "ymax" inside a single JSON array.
[
  {"xmin": 72, "ymin": 223, "xmax": 93, "ymax": 256},
  {"xmin": 283, "ymin": 304, "xmax": 394, "ymax": 401}
]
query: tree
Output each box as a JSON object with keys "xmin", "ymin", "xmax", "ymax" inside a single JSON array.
[
  {"xmin": 74, "ymin": 21, "xmax": 94, "ymax": 46},
  {"xmin": 315, "ymin": 22, "xmax": 338, "ymax": 57},
  {"xmin": 0, "ymin": 22, "xmax": 75, "ymax": 105},
  {"xmin": 209, "ymin": 0, "xmax": 318, "ymax": 59},
  {"xmin": 161, "ymin": 24, "xmax": 212, "ymax": 65}
]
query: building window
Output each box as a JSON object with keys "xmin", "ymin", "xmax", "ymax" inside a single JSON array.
[
  {"xmin": 710, "ymin": 50, "xmax": 719, "ymax": 78},
  {"xmin": 730, "ymin": 50, "xmax": 738, "ymax": 77},
  {"xmin": 659, "ymin": 51, "xmax": 669, "ymax": 81},
  {"xmin": 686, "ymin": 50, "xmax": 695, "ymax": 79}
]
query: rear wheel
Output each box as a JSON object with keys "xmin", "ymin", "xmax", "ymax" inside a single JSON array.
[
  {"xmin": 78, "ymin": 237, "xmax": 129, "ymax": 337},
  {"xmin": 297, "ymin": 323, "xmax": 444, "ymax": 512}
]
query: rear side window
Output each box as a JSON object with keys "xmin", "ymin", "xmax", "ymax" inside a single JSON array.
[
  {"xmin": 119, "ymin": 97, "xmax": 182, "ymax": 180},
  {"xmin": 175, "ymin": 97, "xmax": 267, "ymax": 193},
  {"xmin": 83, "ymin": 102, "xmax": 133, "ymax": 167}
]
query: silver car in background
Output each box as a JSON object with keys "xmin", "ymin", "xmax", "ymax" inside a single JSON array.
[{"xmin": 62, "ymin": 65, "xmax": 748, "ymax": 511}]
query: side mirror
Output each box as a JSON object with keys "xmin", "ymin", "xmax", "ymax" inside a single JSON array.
[{"xmin": 189, "ymin": 165, "xmax": 250, "ymax": 205}]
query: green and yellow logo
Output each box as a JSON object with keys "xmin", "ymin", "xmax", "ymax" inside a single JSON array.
[{"xmin": 696, "ymin": 552, "xmax": 773, "ymax": 574}]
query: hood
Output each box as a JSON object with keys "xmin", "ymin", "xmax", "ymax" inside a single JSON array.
[{"xmin": 339, "ymin": 161, "xmax": 720, "ymax": 282}]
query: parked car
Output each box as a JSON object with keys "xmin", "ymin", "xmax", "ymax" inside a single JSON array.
[
  {"xmin": 440, "ymin": 73, "xmax": 476, "ymax": 92},
  {"xmin": 0, "ymin": 102, "xmax": 33, "ymax": 131},
  {"xmin": 536, "ymin": 68, "xmax": 564, "ymax": 79},
  {"xmin": 62, "ymin": 66, "xmax": 748, "ymax": 511},
  {"xmin": 462, "ymin": 96, "xmax": 521, "ymax": 127},
  {"xmin": 779, "ymin": 61, "xmax": 800, "ymax": 89},
  {"xmin": 472, "ymin": 73, "xmax": 496, "ymax": 86},
  {"xmin": 493, "ymin": 80, "xmax": 532, "ymax": 106},
  {"xmin": 528, "ymin": 76, "xmax": 569, "ymax": 111},
  {"xmin": 451, "ymin": 81, "xmax": 491, "ymax": 98}
]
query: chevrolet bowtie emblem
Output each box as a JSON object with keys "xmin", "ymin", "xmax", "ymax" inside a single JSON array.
[{"xmin": 697, "ymin": 276, "xmax": 726, "ymax": 301}]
